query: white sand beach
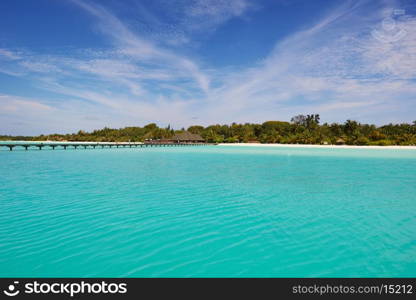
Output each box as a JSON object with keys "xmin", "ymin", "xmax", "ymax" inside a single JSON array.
[{"xmin": 219, "ymin": 143, "xmax": 416, "ymax": 149}]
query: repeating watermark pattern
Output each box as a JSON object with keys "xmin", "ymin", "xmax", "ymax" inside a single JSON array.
[
  {"xmin": 372, "ymin": 9, "xmax": 407, "ymax": 43},
  {"xmin": 2, "ymin": 280, "xmax": 127, "ymax": 297}
]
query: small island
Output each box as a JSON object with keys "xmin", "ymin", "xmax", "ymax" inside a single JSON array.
[{"xmin": 2, "ymin": 115, "xmax": 416, "ymax": 146}]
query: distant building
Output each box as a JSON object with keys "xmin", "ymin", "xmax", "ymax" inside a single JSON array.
[
  {"xmin": 144, "ymin": 139, "xmax": 174, "ymax": 144},
  {"xmin": 171, "ymin": 132, "xmax": 204, "ymax": 143},
  {"xmin": 336, "ymin": 138, "xmax": 346, "ymax": 145}
]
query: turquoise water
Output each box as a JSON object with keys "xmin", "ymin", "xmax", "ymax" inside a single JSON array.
[{"xmin": 1, "ymin": 145, "xmax": 415, "ymax": 277}]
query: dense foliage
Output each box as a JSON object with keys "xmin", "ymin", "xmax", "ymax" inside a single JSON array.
[{"xmin": 2, "ymin": 115, "xmax": 416, "ymax": 145}]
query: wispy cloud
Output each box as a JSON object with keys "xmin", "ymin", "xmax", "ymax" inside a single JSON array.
[
  {"xmin": 70, "ymin": 0, "xmax": 211, "ymax": 93},
  {"xmin": 124, "ymin": 0, "xmax": 254, "ymax": 46},
  {"xmin": 1, "ymin": 0, "xmax": 415, "ymax": 135},
  {"xmin": 183, "ymin": 0, "xmax": 252, "ymax": 32},
  {"xmin": 0, "ymin": 94, "xmax": 53, "ymax": 113},
  {"xmin": 0, "ymin": 48, "xmax": 21, "ymax": 60},
  {"xmin": 199, "ymin": 0, "xmax": 416, "ymax": 124}
]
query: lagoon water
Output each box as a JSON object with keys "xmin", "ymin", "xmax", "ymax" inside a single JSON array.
[{"xmin": 1, "ymin": 145, "xmax": 415, "ymax": 277}]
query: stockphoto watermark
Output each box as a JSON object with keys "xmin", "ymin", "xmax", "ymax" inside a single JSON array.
[
  {"xmin": 371, "ymin": 8, "xmax": 407, "ymax": 43},
  {"xmin": 2, "ymin": 280, "xmax": 127, "ymax": 297}
]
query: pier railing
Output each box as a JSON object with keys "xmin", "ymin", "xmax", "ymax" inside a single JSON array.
[{"xmin": 0, "ymin": 142, "xmax": 212, "ymax": 151}]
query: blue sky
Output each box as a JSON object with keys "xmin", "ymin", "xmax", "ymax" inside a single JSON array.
[{"xmin": 0, "ymin": 0, "xmax": 415, "ymax": 135}]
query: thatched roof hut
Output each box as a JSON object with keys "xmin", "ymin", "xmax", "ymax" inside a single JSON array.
[
  {"xmin": 171, "ymin": 132, "xmax": 204, "ymax": 143},
  {"xmin": 336, "ymin": 138, "xmax": 346, "ymax": 145}
]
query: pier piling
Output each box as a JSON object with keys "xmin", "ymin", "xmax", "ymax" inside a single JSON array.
[{"xmin": 1, "ymin": 142, "xmax": 213, "ymax": 151}]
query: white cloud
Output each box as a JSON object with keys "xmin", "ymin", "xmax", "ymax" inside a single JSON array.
[
  {"xmin": 196, "ymin": 0, "xmax": 416, "ymax": 124},
  {"xmin": 1, "ymin": 0, "xmax": 415, "ymax": 135},
  {"xmin": 70, "ymin": 0, "xmax": 211, "ymax": 93},
  {"xmin": 0, "ymin": 94, "xmax": 53, "ymax": 113},
  {"xmin": 19, "ymin": 61, "xmax": 62, "ymax": 73},
  {"xmin": 124, "ymin": 0, "xmax": 254, "ymax": 45},
  {"xmin": 0, "ymin": 48, "xmax": 21, "ymax": 60},
  {"xmin": 184, "ymin": 0, "xmax": 252, "ymax": 31}
]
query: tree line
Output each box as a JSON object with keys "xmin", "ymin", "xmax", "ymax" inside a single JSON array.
[{"xmin": 1, "ymin": 115, "xmax": 416, "ymax": 145}]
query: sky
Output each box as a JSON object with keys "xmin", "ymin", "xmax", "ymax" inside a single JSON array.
[{"xmin": 0, "ymin": 0, "xmax": 415, "ymax": 135}]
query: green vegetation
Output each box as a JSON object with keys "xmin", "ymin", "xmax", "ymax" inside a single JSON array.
[{"xmin": 1, "ymin": 116, "xmax": 416, "ymax": 145}]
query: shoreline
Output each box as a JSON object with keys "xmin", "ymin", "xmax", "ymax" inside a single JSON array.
[
  {"xmin": 1, "ymin": 141, "xmax": 416, "ymax": 149},
  {"xmin": 218, "ymin": 143, "xmax": 416, "ymax": 149}
]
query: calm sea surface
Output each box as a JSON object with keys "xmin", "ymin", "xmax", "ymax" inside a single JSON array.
[{"xmin": 1, "ymin": 145, "xmax": 415, "ymax": 277}]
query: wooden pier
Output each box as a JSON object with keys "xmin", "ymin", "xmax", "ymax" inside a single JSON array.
[{"xmin": 0, "ymin": 142, "xmax": 211, "ymax": 151}]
